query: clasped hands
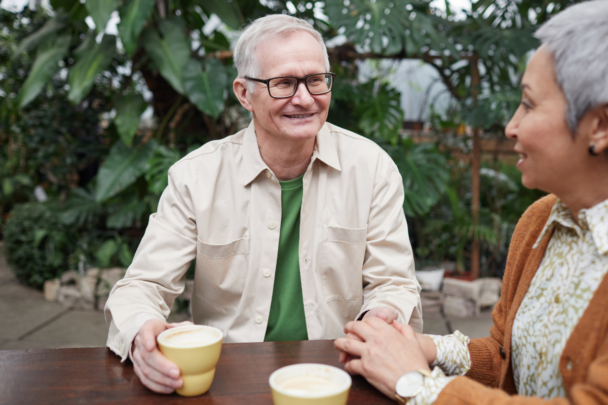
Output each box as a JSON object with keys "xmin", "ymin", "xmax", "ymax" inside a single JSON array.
[{"xmin": 334, "ymin": 306, "xmax": 437, "ymax": 398}]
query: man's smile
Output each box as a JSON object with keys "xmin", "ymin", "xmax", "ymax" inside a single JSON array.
[{"xmin": 284, "ymin": 113, "xmax": 315, "ymax": 119}]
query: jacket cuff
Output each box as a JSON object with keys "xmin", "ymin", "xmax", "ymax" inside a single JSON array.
[{"xmin": 106, "ymin": 313, "xmax": 164, "ymax": 362}]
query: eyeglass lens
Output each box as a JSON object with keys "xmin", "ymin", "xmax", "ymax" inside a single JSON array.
[{"xmin": 268, "ymin": 74, "xmax": 333, "ymax": 97}]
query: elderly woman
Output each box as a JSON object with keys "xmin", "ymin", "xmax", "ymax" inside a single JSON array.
[{"xmin": 334, "ymin": 1, "xmax": 608, "ymax": 404}]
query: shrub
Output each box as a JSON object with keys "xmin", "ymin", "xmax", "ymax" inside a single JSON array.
[{"xmin": 3, "ymin": 202, "xmax": 72, "ymax": 289}]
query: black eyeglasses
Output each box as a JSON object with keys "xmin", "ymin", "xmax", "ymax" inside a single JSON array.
[{"xmin": 245, "ymin": 72, "xmax": 336, "ymax": 99}]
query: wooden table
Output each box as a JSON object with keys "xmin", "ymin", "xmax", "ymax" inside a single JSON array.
[{"xmin": 0, "ymin": 340, "xmax": 393, "ymax": 404}]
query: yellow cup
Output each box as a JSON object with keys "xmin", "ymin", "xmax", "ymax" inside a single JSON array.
[
  {"xmin": 157, "ymin": 325, "xmax": 223, "ymax": 397},
  {"xmin": 269, "ymin": 363, "xmax": 351, "ymax": 405}
]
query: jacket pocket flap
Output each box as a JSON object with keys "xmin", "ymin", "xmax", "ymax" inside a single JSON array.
[
  {"xmin": 324, "ymin": 225, "xmax": 367, "ymax": 244},
  {"xmin": 197, "ymin": 236, "xmax": 249, "ymax": 258}
]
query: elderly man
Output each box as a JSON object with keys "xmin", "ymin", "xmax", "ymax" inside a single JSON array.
[{"xmin": 105, "ymin": 14, "xmax": 421, "ymax": 394}]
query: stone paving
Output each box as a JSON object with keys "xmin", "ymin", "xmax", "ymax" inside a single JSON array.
[{"xmin": 0, "ymin": 242, "xmax": 494, "ymax": 350}]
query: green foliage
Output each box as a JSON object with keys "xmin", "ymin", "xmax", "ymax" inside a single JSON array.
[
  {"xmin": 67, "ymin": 34, "xmax": 116, "ymax": 104},
  {"xmin": 114, "ymin": 94, "xmax": 148, "ymax": 147},
  {"xmin": 200, "ymin": 0, "xmax": 244, "ymax": 30},
  {"xmin": 17, "ymin": 34, "xmax": 70, "ymax": 108},
  {"xmin": 3, "ymin": 203, "xmax": 72, "ymax": 288},
  {"xmin": 183, "ymin": 59, "xmax": 227, "ymax": 119},
  {"xmin": 145, "ymin": 145, "xmax": 182, "ymax": 195},
  {"xmin": 141, "ymin": 18, "xmax": 190, "ymax": 94},
  {"xmin": 95, "ymin": 139, "xmax": 158, "ymax": 203},
  {"xmin": 12, "ymin": 11, "xmax": 68, "ymax": 58},
  {"xmin": 85, "ymin": 0, "xmax": 119, "ymax": 33},
  {"xmin": 383, "ymin": 140, "xmax": 450, "ymax": 217},
  {"xmin": 117, "ymin": 0, "xmax": 155, "ymax": 55}
]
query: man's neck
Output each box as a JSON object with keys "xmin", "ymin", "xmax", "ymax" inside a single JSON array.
[{"xmin": 254, "ymin": 124, "xmax": 316, "ymax": 181}]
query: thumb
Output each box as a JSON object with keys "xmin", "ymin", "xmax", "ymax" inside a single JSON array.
[{"xmin": 142, "ymin": 320, "xmax": 168, "ymax": 351}]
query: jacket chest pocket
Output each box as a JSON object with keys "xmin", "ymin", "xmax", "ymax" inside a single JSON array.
[
  {"xmin": 195, "ymin": 235, "xmax": 249, "ymax": 307},
  {"xmin": 319, "ymin": 225, "xmax": 367, "ymax": 303}
]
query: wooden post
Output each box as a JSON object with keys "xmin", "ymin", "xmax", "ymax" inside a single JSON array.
[{"xmin": 471, "ymin": 56, "xmax": 480, "ymax": 280}]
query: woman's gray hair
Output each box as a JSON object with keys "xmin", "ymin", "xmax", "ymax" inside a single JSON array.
[
  {"xmin": 535, "ymin": 0, "xmax": 608, "ymax": 134},
  {"xmin": 233, "ymin": 14, "xmax": 330, "ymax": 90}
]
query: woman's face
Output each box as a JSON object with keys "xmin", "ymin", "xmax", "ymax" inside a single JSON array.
[{"xmin": 505, "ymin": 47, "xmax": 591, "ymax": 194}]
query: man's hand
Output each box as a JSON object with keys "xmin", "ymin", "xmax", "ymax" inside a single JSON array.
[
  {"xmin": 334, "ymin": 317, "xmax": 430, "ymax": 398},
  {"xmin": 362, "ymin": 306, "xmax": 399, "ymax": 324},
  {"xmin": 338, "ymin": 306, "xmax": 399, "ymax": 364},
  {"xmin": 132, "ymin": 319, "xmax": 194, "ymax": 394}
]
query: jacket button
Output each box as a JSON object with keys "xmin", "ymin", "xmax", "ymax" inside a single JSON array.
[
  {"xmin": 255, "ymin": 315, "xmax": 263, "ymax": 324},
  {"xmin": 500, "ymin": 346, "xmax": 506, "ymax": 359},
  {"xmin": 262, "ymin": 268, "xmax": 271, "ymax": 277}
]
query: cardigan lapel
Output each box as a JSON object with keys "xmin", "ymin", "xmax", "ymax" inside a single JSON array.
[{"xmin": 559, "ymin": 266, "xmax": 608, "ymax": 393}]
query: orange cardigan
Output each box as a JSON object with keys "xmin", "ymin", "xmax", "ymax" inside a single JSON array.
[{"xmin": 436, "ymin": 194, "xmax": 608, "ymax": 405}]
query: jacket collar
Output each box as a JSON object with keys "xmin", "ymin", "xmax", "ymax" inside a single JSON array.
[{"xmin": 241, "ymin": 120, "xmax": 341, "ymax": 186}]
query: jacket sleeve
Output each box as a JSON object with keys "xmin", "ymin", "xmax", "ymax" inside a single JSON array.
[
  {"xmin": 104, "ymin": 164, "xmax": 198, "ymax": 361},
  {"xmin": 359, "ymin": 151, "xmax": 422, "ymax": 332},
  {"xmin": 435, "ymin": 344, "xmax": 608, "ymax": 405}
]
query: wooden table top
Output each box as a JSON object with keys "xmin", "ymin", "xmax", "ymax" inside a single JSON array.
[{"xmin": 0, "ymin": 340, "xmax": 393, "ymax": 404}]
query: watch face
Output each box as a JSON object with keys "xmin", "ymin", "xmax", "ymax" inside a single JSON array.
[{"xmin": 396, "ymin": 371, "xmax": 425, "ymax": 397}]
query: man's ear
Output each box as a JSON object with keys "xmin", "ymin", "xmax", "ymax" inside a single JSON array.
[
  {"xmin": 590, "ymin": 103, "xmax": 608, "ymax": 155},
  {"xmin": 233, "ymin": 78, "xmax": 253, "ymax": 112}
]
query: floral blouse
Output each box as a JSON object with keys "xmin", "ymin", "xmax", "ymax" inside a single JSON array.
[{"xmin": 409, "ymin": 198, "xmax": 608, "ymax": 404}]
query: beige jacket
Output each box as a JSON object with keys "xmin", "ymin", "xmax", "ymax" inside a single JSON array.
[{"xmin": 105, "ymin": 121, "xmax": 421, "ymax": 361}]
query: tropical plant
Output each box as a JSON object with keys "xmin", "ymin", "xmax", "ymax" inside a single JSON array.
[
  {"xmin": 3, "ymin": 202, "xmax": 74, "ymax": 288},
  {"xmin": 2, "ymin": 0, "xmax": 576, "ymax": 283}
]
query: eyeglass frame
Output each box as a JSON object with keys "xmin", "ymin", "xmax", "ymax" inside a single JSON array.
[{"xmin": 244, "ymin": 72, "xmax": 336, "ymax": 99}]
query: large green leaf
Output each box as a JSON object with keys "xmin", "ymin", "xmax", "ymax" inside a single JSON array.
[
  {"xmin": 117, "ymin": 0, "xmax": 155, "ymax": 55},
  {"xmin": 199, "ymin": 0, "xmax": 244, "ymax": 30},
  {"xmin": 141, "ymin": 19, "xmax": 191, "ymax": 94},
  {"xmin": 145, "ymin": 145, "xmax": 181, "ymax": 195},
  {"xmin": 114, "ymin": 94, "xmax": 148, "ymax": 147},
  {"xmin": 67, "ymin": 34, "xmax": 116, "ymax": 104},
  {"xmin": 356, "ymin": 81, "xmax": 403, "ymax": 143},
  {"xmin": 12, "ymin": 12, "xmax": 68, "ymax": 59},
  {"xmin": 18, "ymin": 35, "xmax": 71, "ymax": 108},
  {"xmin": 183, "ymin": 59, "xmax": 226, "ymax": 119},
  {"xmin": 381, "ymin": 140, "xmax": 450, "ymax": 217},
  {"xmin": 95, "ymin": 139, "xmax": 158, "ymax": 202},
  {"xmin": 85, "ymin": 0, "xmax": 119, "ymax": 33},
  {"xmin": 325, "ymin": 0, "xmax": 454, "ymax": 56}
]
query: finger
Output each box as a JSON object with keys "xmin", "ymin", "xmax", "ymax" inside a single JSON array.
[
  {"xmin": 334, "ymin": 337, "xmax": 366, "ymax": 358},
  {"xmin": 344, "ymin": 359, "xmax": 364, "ymax": 376},
  {"xmin": 346, "ymin": 332, "xmax": 363, "ymax": 342},
  {"xmin": 133, "ymin": 360, "xmax": 176, "ymax": 394},
  {"xmin": 362, "ymin": 315, "xmax": 392, "ymax": 331},
  {"xmin": 141, "ymin": 347, "xmax": 181, "ymax": 380},
  {"xmin": 344, "ymin": 320, "xmax": 375, "ymax": 341},
  {"xmin": 140, "ymin": 323, "xmax": 165, "ymax": 352}
]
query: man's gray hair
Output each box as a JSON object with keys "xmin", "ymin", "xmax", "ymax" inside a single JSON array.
[
  {"xmin": 534, "ymin": 0, "xmax": 608, "ymax": 134},
  {"xmin": 233, "ymin": 14, "xmax": 330, "ymax": 88}
]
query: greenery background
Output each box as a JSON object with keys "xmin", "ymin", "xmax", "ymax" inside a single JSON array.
[{"xmin": 0, "ymin": 0, "xmax": 571, "ymax": 288}]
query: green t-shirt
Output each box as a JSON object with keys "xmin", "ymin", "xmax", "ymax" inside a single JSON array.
[{"xmin": 264, "ymin": 174, "xmax": 308, "ymax": 342}]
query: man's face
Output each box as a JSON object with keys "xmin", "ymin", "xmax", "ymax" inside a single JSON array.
[{"xmin": 239, "ymin": 31, "xmax": 331, "ymax": 143}]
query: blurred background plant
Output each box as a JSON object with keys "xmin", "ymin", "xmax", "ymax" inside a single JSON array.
[{"xmin": 0, "ymin": 0, "xmax": 572, "ymax": 288}]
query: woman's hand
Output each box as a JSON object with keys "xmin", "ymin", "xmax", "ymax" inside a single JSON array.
[{"xmin": 334, "ymin": 316, "xmax": 431, "ymax": 398}]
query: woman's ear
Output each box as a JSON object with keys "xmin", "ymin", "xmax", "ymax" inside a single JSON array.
[
  {"xmin": 589, "ymin": 103, "xmax": 608, "ymax": 155},
  {"xmin": 233, "ymin": 78, "xmax": 254, "ymax": 112}
]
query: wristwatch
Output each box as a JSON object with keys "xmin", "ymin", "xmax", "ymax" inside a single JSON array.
[{"xmin": 394, "ymin": 368, "xmax": 432, "ymax": 404}]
